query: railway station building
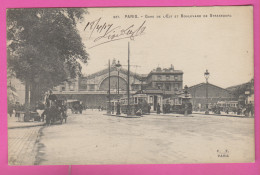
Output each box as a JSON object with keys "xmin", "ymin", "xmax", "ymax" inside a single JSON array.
[
  {"xmin": 187, "ymin": 83, "xmax": 236, "ymax": 111},
  {"xmin": 52, "ymin": 60, "xmax": 184, "ymax": 108}
]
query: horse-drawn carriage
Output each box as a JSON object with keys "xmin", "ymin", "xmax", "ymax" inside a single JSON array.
[
  {"xmin": 42, "ymin": 98, "xmax": 68, "ymax": 125},
  {"xmin": 67, "ymin": 100, "xmax": 83, "ymax": 114}
]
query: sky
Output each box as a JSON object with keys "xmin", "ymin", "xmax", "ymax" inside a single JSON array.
[{"xmin": 76, "ymin": 6, "xmax": 254, "ymax": 88}]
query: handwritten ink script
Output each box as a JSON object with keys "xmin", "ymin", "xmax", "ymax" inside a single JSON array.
[{"xmin": 84, "ymin": 18, "xmax": 146, "ymax": 49}]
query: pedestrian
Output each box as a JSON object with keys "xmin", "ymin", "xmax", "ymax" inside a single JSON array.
[
  {"xmin": 226, "ymin": 107, "xmax": 229, "ymax": 114},
  {"xmin": 111, "ymin": 104, "xmax": 114, "ymax": 114},
  {"xmin": 79, "ymin": 103, "xmax": 83, "ymax": 114},
  {"xmin": 116, "ymin": 100, "xmax": 121, "ymax": 115},
  {"xmin": 48, "ymin": 90, "xmax": 57, "ymax": 106},
  {"xmin": 136, "ymin": 109, "xmax": 142, "ymax": 116},
  {"xmin": 61, "ymin": 102, "xmax": 68, "ymax": 123},
  {"xmin": 147, "ymin": 104, "xmax": 151, "ymax": 114},
  {"xmin": 163, "ymin": 104, "xmax": 166, "ymax": 114},
  {"xmin": 44, "ymin": 91, "xmax": 50, "ymax": 108},
  {"xmin": 42, "ymin": 108, "xmax": 51, "ymax": 125},
  {"xmin": 157, "ymin": 103, "xmax": 160, "ymax": 114},
  {"xmin": 8, "ymin": 104, "xmax": 14, "ymax": 117}
]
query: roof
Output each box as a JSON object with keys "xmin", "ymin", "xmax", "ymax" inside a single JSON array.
[
  {"xmin": 188, "ymin": 83, "xmax": 232, "ymax": 94},
  {"xmin": 85, "ymin": 67, "xmax": 147, "ymax": 80},
  {"xmin": 147, "ymin": 70, "xmax": 183, "ymax": 77},
  {"xmin": 135, "ymin": 87, "xmax": 164, "ymax": 95}
]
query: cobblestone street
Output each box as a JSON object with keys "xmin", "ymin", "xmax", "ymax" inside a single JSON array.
[{"xmin": 8, "ymin": 126, "xmax": 42, "ymax": 165}]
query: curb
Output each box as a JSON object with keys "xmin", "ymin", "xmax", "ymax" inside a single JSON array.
[
  {"xmin": 8, "ymin": 123, "xmax": 45, "ymax": 129},
  {"xmin": 106, "ymin": 114, "xmax": 142, "ymax": 118},
  {"xmin": 192, "ymin": 112, "xmax": 253, "ymax": 118}
]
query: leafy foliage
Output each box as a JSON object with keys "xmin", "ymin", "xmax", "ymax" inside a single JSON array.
[{"xmin": 7, "ymin": 8, "xmax": 88, "ymax": 89}]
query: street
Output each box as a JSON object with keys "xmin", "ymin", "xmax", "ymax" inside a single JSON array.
[{"xmin": 25, "ymin": 109, "xmax": 255, "ymax": 165}]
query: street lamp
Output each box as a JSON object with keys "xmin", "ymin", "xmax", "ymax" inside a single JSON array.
[
  {"xmin": 107, "ymin": 59, "xmax": 111, "ymax": 115},
  {"xmin": 184, "ymin": 85, "xmax": 188, "ymax": 97},
  {"xmin": 115, "ymin": 60, "xmax": 122, "ymax": 115},
  {"xmin": 184, "ymin": 85, "xmax": 189, "ymax": 116},
  {"xmin": 115, "ymin": 60, "xmax": 122, "ymax": 97},
  {"xmin": 204, "ymin": 69, "xmax": 210, "ymax": 115}
]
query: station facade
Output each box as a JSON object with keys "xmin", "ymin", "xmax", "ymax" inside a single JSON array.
[
  {"xmin": 187, "ymin": 83, "xmax": 236, "ymax": 110},
  {"xmin": 52, "ymin": 60, "xmax": 184, "ymax": 108}
]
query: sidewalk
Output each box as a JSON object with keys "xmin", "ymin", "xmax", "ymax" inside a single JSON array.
[
  {"xmin": 8, "ymin": 123, "xmax": 43, "ymax": 165},
  {"xmin": 109, "ymin": 111, "xmax": 252, "ymax": 118},
  {"xmin": 106, "ymin": 113, "xmax": 142, "ymax": 118},
  {"xmin": 8, "ymin": 116, "xmax": 45, "ymax": 129},
  {"xmin": 192, "ymin": 111, "xmax": 251, "ymax": 118}
]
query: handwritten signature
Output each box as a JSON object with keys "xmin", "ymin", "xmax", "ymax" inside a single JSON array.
[{"xmin": 84, "ymin": 18, "xmax": 146, "ymax": 49}]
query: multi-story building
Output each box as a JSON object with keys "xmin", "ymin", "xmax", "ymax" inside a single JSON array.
[
  {"xmin": 52, "ymin": 60, "xmax": 183, "ymax": 108},
  {"xmin": 145, "ymin": 65, "xmax": 183, "ymax": 95}
]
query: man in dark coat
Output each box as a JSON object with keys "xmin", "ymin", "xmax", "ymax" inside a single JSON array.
[
  {"xmin": 147, "ymin": 104, "xmax": 151, "ymax": 114},
  {"xmin": 48, "ymin": 90, "xmax": 57, "ymax": 104},
  {"xmin": 116, "ymin": 100, "xmax": 121, "ymax": 115},
  {"xmin": 8, "ymin": 104, "xmax": 13, "ymax": 117},
  {"xmin": 157, "ymin": 103, "xmax": 161, "ymax": 114}
]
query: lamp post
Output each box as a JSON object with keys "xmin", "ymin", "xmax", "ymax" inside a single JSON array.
[
  {"xmin": 115, "ymin": 60, "xmax": 122, "ymax": 97},
  {"xmin": 107, "ymin": 59, "xmax": 111, "ymax": 115},
  {"xmin": 184, "ymin": 85, "xmax": 189, "ymax": 116},
  {"xmin": 115, "ymin": 60, "xmax": 122, "ymax": 115},
  {"xmin": 204, "ymin": 69, "xmax": 210, "ymax": 115}
]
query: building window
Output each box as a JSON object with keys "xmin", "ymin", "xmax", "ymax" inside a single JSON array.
[
  {"xmin": 149, "ymin": 96, "xmax": 153, "ymax": 103},
  {"xmin": 165, "ymin": 83, "xmax": 171, "ymax": 91},
  {"xmin": 156, "ymin": 83, "xmax": 162, "ymax": 89},
  {"xmin": 61, "ymin": 86, "xmax": 66, "ymax": 91},
  {"xmin": 134, "ymin": 97, "xmax": 138, "ymax": 104},
  {"xmin": 157, "ymin": 75, "xmax": 162, "ymax": 80},
  {"xmin": 53, "ymin": 86, "xmax": 58, "ymax": 91},
  {"xmin": 69, "ymin": 83, "xmax": 75, "ymax": 91},
  {"xmin": 174, "ymin": 75, "xmax": 179, "ymax": 81},
  {"xmin": 89, "ymin": 84, "xmax": 95, "ymax": 91},
  {"xmin": 166, "ymin": 75, "xmax": 170, "ymax": 80},
  {"xmin": 174, "ymin": 83, "xmax": 179, "ymax": 90}
]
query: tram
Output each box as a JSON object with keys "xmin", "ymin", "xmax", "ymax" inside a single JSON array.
[
  {"xmin": 217, "ymin": 101, "xmax": 238, "ymax": 110},
  {"xmin": 107, "ymin": 94, "xmax": 151, "ymax": 115},
  {"xmin": 163, "ymin": 93, "xmax": 192, "ymax": 114},
  {"xmin": 107, "ymin": 90, "xmax": 192, "ymax": 115}
]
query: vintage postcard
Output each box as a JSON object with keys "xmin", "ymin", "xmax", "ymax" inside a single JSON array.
[{"xmin": 7, "ymin": 6, "xmax": 254, "ymax": 165}]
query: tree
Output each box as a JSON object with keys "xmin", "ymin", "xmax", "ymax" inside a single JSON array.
[{"xmin": 7, "ymin": 8, "xmax": 88, "ymax": 111}]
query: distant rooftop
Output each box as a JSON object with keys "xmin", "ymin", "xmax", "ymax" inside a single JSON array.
[{"xmin": 148, "ymin": 64, "xmax": 183, "ymax": 75}]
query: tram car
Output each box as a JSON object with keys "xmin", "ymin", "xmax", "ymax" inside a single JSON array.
[
  {"xmin": 108, "ymin": 94, "xmax": 151, "ymax": 115},
  {"xmin": 107, "ymin": 90, "xmax": 192, "ymax": 115},
  {"xmin": 216, "ymin": 101, "xmax": 238, "ymax": 111},
  {"xmin": 120, "ymin": 94, "xmax": 151, "ymax": 115},
  {"xmin": 163, "ymin": 93, "xmax": 192, "ymax": 114}
]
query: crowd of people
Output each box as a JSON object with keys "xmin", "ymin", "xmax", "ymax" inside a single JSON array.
[
  {"xmin": 194, "ymin": 102, "xmax": 254, "ymax": 117},
  {"xmin": 8, "ymin": 90, "xmax": 69, "ymax": 124}
]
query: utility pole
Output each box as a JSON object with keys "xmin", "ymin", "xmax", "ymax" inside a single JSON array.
[
  {"xmin": 204, "ymin": 69, "xmax": 210, "ymax": 115},
  {"xmin": 107, "ymin": 59, "xmax": 111, "ymax": 115},
  {"xmin": 127, "ymin": 42, "xmax": 130, "ymax": 115}
]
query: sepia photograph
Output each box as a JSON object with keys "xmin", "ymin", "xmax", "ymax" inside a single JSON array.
[{"xmin": 6, "ymin": 6, "xmax": 255, "ymax": 165}]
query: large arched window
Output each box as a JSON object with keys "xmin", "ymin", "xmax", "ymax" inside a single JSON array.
[{"xmin": 99, "ymin": 76, "xmax": 127, "ymax": 91}]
